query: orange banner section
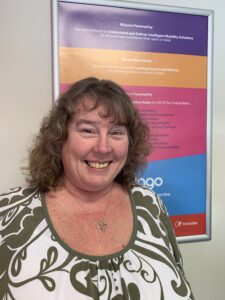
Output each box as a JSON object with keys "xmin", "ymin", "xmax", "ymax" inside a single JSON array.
[{"xmin": 60, "ymin": 48, "xmax": 207, "ymax": 88}]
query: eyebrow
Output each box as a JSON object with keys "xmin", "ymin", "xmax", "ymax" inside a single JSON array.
[
  {"xmin": 75, "ymin": 119, "xmax": 99, "ymax": 127},
  {"xmin": 74, "ymin": 119, "xmax": 127, "ymax": 128}
]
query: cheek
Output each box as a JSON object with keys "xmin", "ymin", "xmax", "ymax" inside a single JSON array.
[
  {"xmin": 61, "ymin": 140, "xmax": 78, "ymax": 164},
  {"xmin": 62, "ymin": 137, "xmax": 81, "ymax": 157},
  {"xmin": 117, "ymin": 141, "xmax": 129, "ymax": 159},
  {"xmin": 61, "ymin": 143, "xmax": 69, "ymax": 167}
]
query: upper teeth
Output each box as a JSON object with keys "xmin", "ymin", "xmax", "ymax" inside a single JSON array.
[{"xmin": 88, "ymin": 162, "xmax": 109, "ymax": 169}]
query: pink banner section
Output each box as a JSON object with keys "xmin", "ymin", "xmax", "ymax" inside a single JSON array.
[
  {"xmin": 170, "ymin": 213, "xmax": 206, "ymax": 237},
  {"xmin": 60, "ymin": 83, "xmax": 70, "ymax": 94},
  {"xmin": 123, "ymin": 86, "xmax": 207, "ymax": 161},
  {"xmin": 59, "ymin": 84, "xmax": 207, "ymax": 162}
]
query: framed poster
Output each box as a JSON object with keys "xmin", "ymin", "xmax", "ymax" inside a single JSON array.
[{"xmin": 51, "ymin": 0, "xmax": 213, "ymax": 242}]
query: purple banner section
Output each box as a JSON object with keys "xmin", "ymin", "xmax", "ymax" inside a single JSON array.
[{"xmin": 59, "ymin": 2, "xmax": 208, "ymax": 56}]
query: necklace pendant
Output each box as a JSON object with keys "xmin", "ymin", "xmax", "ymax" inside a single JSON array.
[{"xmin": 98, "ymin": 221, "xmax": 107, "ymax": 232}]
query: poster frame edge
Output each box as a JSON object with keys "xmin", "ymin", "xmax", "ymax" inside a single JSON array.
[{"xmin": 51, "ymin": 0, "xmax": 214, "ymax": 243}]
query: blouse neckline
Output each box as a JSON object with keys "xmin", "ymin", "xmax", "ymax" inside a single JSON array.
[{"xmin": 41, "ymin": 187, "xmax": 138, "ymax": 261}]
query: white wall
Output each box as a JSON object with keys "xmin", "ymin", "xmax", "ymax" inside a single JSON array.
[
  {"xmin": 0, "ymin": 0, "xmax": 52, "ymax": 188},
  {"xmin": 0, "ymin": 0, "xmax": 224, "ymax": 299}
]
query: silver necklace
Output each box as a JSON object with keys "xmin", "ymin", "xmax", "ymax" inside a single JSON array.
[
  {"xmin": 97, "ymin": 220, "xmax": 107, "ymax": 232},
  {"xmin": 95, "ymin": 188, "xmax": 113, "ymax": 232},
  {"xmin": 72, "ymin": 187, "xmax": 113, "ymax": 233}
]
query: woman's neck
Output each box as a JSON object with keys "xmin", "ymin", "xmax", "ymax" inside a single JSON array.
[{"xmin": 58, "ymin": 179, "xmax": 115, "ymax": 204}]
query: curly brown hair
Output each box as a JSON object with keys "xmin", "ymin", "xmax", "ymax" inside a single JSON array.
[{"xmin": 26, "ymin": 77, "xmax": 151, "ymax": 191}]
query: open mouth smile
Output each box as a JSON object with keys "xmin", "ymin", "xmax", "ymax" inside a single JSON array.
[{"xmin": 85, "ymin": 161, "xmax": 111, "ymax": 169}]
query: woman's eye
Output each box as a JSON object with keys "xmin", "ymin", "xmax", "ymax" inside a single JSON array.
[
  {"xmin": 82, "ymin": 128, "xmax": 92, "ymax": 133},
  {"xmin": 79, "ymin": 128, "xmax": 96, "ymax": 135},
  {"xmin": 112, "ymin": 131, "xmax": 123, "ymax": 135},
  {"xmin": 111, "ymin": 129, "xmax": 127, "ymax": 138}
]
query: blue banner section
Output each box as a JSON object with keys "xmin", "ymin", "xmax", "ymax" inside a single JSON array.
[
  {"xmin": 59, "ymin": 2, "xmax": 208, "ymax": 55},
  {"xmin": 136, "ymin": 154, "xmax": 206, "ymax": 216}
]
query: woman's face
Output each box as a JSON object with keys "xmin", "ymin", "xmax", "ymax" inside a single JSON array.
[{"xmin": 61, "ymin": 99, "xmax": 129, "ymax": 192}]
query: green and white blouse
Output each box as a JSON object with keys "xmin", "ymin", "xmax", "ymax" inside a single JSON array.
[{"xmin": 0, "ymin": 186, "xmax": 194, "ymax": 299}]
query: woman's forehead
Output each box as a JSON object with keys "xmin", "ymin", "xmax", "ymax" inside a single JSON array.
[
  {"xmin": 74, "ymin": 98, "xmax": 108, "ymax": 117},
  {"xmin": 73, "ymin": 96, "xmax": 126, "ymax": 124}
]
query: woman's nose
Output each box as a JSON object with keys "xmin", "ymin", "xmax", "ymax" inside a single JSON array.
[{"xmin": 94, "ymin": 134, "xmax": 112, "ymax": 154}]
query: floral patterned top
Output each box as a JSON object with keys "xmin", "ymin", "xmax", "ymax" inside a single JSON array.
[{"xmin": 0, "ymin": 186, "xmax": 194, "ymax": 300}]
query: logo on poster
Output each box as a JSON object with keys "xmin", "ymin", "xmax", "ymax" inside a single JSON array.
[
  {"xmin": 136, "ymin": 177, "xmax": 163, "ymax": 189},
  {"xmin": 175, "ymin": 220, "xmax": 198, "ymax": 228}
]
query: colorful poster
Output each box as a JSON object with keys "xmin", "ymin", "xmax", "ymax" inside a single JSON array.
[{"xmin": 53, "ymin": 1, "xmax": 213, "ymax": 242}]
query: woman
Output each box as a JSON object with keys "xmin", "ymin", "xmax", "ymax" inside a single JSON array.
[{"xmin": 0, "ymin": 77, "xmax": 195, "ymax": 299}]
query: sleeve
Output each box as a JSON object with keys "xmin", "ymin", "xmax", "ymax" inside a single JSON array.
[{"xmin": 156, "ymin": 194, "xmax": 186, "ymax": 275}]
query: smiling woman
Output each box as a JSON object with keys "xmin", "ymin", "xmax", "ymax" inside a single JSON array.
[
  {"xmin": 0, "ymin": 77, "xmax": 195, "ymax": 299},
  {"xmin": 27, "ymin": 77, "xmax": 150, "ymax": 191},
  {"xmin": 61, "ymin": 99, "xmax": 129, "ymax": 192}
]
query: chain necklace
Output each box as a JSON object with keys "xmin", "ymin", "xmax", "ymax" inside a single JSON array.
[
  {"xmin": 72, "ymin": 187, "xmax": 113, "ymax": 233},
  {"xmin": 95, "ymin": 188, "xmax": 112, "ymax": 232}
]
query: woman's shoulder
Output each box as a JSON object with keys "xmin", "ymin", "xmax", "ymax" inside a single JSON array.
[
  {"xmin": 131, "ymin": 184, "xmax": 159, "ymax": 203},
  {"xmin": 131, "ymin": 184, "xmax": 168, "ymax": 215},
  {"xmin": 131, "ymin": 184, "xmax": 156, "ymax": 196},
  {"xmin": 0, "ymin": 186, "xmax": 40, "ymax": 211},
  {"xmin": 0, "ymin": 187, "xmax": 43, "ymax": 241}
]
